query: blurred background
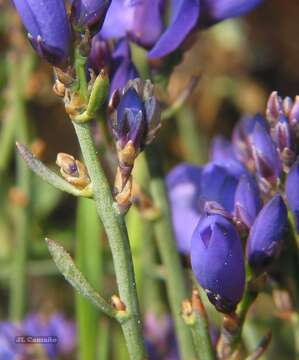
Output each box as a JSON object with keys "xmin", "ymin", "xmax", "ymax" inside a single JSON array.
[{"xmin": 0, "ymin": 0, "xmax": 298, "ymax": 359}]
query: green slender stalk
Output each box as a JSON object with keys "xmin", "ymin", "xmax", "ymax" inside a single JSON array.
[
  {"xmin": 145, "ymin": 144, "xmax": 196, "ymax": 360},
  {"xmin": 9, "ymin": 57, "xmax": 32, "ymax": 320},
  {"xmin": 73, "ymin": 49, "xmax": 146, "ymax": 359},
  {"xmin": 176, "ymin": 106, "xmax": 208, "ymax": 165},
  {"xmin": 76, "ymin": 198, "xmax": 103, "ymax": 360}
]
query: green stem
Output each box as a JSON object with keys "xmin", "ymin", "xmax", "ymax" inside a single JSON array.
[
  {"xmin": 176, "ymin": 106, "xmax": 208, "ymax": 165},
  {"xmin": 145, "ymin": 144, "xmax": 195, "ymax": 360},
  {"xmin": 188, "ymin": 312, "xmax": 215, "ymax": 360},
  {"xmin": 9, "ymin": 57, "xmax": 32, "ymax": 321},
  {"xmin": 76, "ymin": 198, "xmax": 103, "ymax": 360},
  {"xmin": 73, "ymin": 49, "xmax": 146, "ymax": 359}
]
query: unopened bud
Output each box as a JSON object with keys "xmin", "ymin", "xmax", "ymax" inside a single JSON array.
[
  {"xmin": 111, "ymin": 295, "xmax": 126, "ymax": 312},
  {"xmin": 56, "ymin": 153, "xmax": 90, "ymax": 189}
]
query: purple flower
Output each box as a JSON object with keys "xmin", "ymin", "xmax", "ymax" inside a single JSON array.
[
  {"xmin": 101, "ymin": 0, "xmax": 200, "ymax": 58},
  {"xmin": 210, "ymin": 135, "xmax": 248, "ymax": 177},
  {"xmin": 290, "ymin": 96, "xmax": 299, "ymax": 138},
  {"xmin": 110, "ymin": 39, "xmax": 139, "ymax": 95},
  {"xmin": 12, "ymin": 0, "xmax": 71, "ymax": 67},
  {"xmin": 250, "ymin": 123, "xmax": 281, "ymax": 186},
  {"xmin": 200, "ymin": 163, "xmax": 239, "ymax": 213},
  {"xmin": 71, "ymin": 0, "xmax": 112, "ymax": 29},
  {"xmin": 148, "ymin": 0, "xmax": 200, "ymax": 59},
  {"xmin": 191, "ymin": 214, "xmax": 245, "ymax": 313},
  {"xmin": 202, "ymin": 0, "xmax": 263, "ymax": 24},
  {"xmin": 88, "ymin": 33, "xmax": 111, "ymax": 74},
  {"xmin": 286, "ymin": 161, "xmax": 299, "ymax": 232},
  {"xmin": 266, "ymin": 91, "xmax": 284, "ymax": 126},
  {"xmin": 232, "ymin": 113, "xmax": 269, "ymax": 167},
  {"xmin": 166, "ymin": 163, "xmax": 202, "ymax": 254},
  {"xmin": 234, "ymin": 174, "xmax": 261, "ymax": 228},
  {"xmin": 246, "ymin": 194, "xmax": 288, "ymax": 274}
]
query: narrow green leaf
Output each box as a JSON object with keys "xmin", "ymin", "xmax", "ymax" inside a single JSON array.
[{"xmin": 46, "ymin": 238, "xmax": 116, "ymax": 319}]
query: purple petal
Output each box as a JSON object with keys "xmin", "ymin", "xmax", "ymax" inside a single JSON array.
[
  {"xmin": 12, "ymin": 0, "xmax": 71, "ymax": 66},
  {"xmin": 286, "ymin": 161, "xmax": 299, "ymax": 232},
  {"xmin": 246, "ymin": 194, "xmax": 287, "ymax": 274},
  {"xmin": 148, "ymin": 0, "xmax": 200, "ymax": 59},
  {"xmin": 206, "ymin": 0, "xmax": 263, "ymax": 22},
  {"xmin": 234, "ymin": 174, "xmax": 261, "ymax": 228},
  {"xmin": 166, "ymin": 163, "xmax": 202, "ymax": 254}
]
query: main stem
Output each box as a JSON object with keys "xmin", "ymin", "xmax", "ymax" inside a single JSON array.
[
  {"xmin": 145, "ymin": 144, "xmax": 196, "ymax": 360},
  {"xmin": 73, "ymin": 121, "xmax": 146, "ymax": 359}
]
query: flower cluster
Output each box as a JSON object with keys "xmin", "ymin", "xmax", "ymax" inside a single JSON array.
[
  {"xmin": 167, "ymin": 92, "xmax": 299, "ymax": 313},
  {"xmin": 0, "ymin": 312, "xmax": 75, "ymax": 360}
]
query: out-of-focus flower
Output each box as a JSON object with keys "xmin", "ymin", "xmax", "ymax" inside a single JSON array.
[
  {"xmin": 88, "ymin": 33, "xmax": 111, "ymax": 74},
  {"xmin": 234, "ymin": 174, "xmax": 261, "ymax": 229},
  {"xmin": 286, "ymin": 161, "xmax": 299, "ymax": 232},
  {"xmin": 70, "ymin": 0, "xmax": 112, "ymax": 29},
  {"xmin": 290, "ymin": 96, "xmax": 299, "ymax": 138},
  {"xmin": 23, "ymin": 312, "xmax": 76, "ymax": 359},
  {"xmin": 266, "ymin": 91, "xmax": 283, "ymax": 126},
  {"xmin": 101, "ymin": 0, "xmax": 262, "ymax": 59},
  {"xmin": 144, "ymin": 313, "xmax": 178, "ymax": 360},
  {"xmin": 12, "ymin": 0, "xmax": 71, "ymax": 67},
  {"xmin": 201, "ymin": 0, "xmax": 263, "ymax": 24},
  {"xmin": 199, "ymin": 163, "xmax": 239, "ymax": 213},
  {"xmin": 246, "ymin": 194, "xmax": 288, "ymax": 274},
  {"xmin": 250, "ymin": 123, "xmax": 281, "ymax": 188},
  {"xmin": 210, "ymin": 135, "xmax": 248, "ymax": 177},
  {"xmin": 166, "ymin": 163, "xmax": 202, "ymax": 254},
  {"xmin": 110, "ymin": 39, "xmax": 139, "ymax": 96},
  {"xmin": 191, "ymin": 214, "xmax": 245, "ymax": 313}
]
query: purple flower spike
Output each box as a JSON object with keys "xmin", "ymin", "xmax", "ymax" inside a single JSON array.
[
  {"xmin": 203, "ymin": 0, "xmax": 263, "ymax": 23},
  {"xmin": 286, "ymin": 161, "xmax": 299, "ymax": 232},
  {"xmin": 250, "ymin": 123, "xmax": 281, "ymax": 185},
  {"xmin": 148, "ymin": 0, "xmax": 200, "ymax": 59},
  {"xmin": 246, "ymin": 194, "xmax": 288, "ymax": 274},
  {"xmin": 166, "ymin": 163, "xmax": 202, "ymax": 254},
  {"xmin": 191, "ymin": 214, "xmax": 245, "ymax": 313},
  {"xmin": 200, "ymin": 163, "xmax": 239, "ymax": 213},
  {"xmin": 12, "ymin": 0, "xmax": 71, "ymax": 67},
  {"xmin": 71, "ymin": 0, "xmax": 111, "ymax": 29},
  {"xmin": 234, "ymin": 175, "xmax": 261, "ymax": 228}
]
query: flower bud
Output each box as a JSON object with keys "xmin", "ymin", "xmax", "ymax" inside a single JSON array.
[
  {"xmin": 166, "ymin": 163, "xmax": 202, "ymax": 254},
  {"xmin": 266, "ymin": 91, "xmax": 283, "ymax": 126},
  {"xmin": 56, "ymin": 153, "xmax": 90, "ymax": 189},
  {"xmin": 12, "ymin": 0, "xmax": 71, "ymax": 67},
  {"xmin": 191, "ymin": 214, "xmax": 245, "ymax": 313},
  {"xmin": 234, "ymin": 175, "xmax": 261, "ymax": 229},
  {"xmin": 272, "ymin": 115, "xmax": 295, "ymax": 169},
  {"xmin": 88, "ymin": 33, "xmax": 111, "ymax": 74},
  {"xmin": 250, "ymin": 123, "xmax": 281, "ymax": 187},
  {"xmin": 232, "ymin": 114, "xmax": 269, "ymax": 169},
  {"xmin": 71, "ymin": 0, "xmax": 111, "ymax": 30},
  {"xmin": 289, "ymin": 96, "xmax": 299, "ymax": 138},
  {"xmin": 246, "ymin": 194, "xmax": 288, "ymax": 274},
  {"xmin": 286, "ymin": 161, "xmax": 299, "ymax": 232}
]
